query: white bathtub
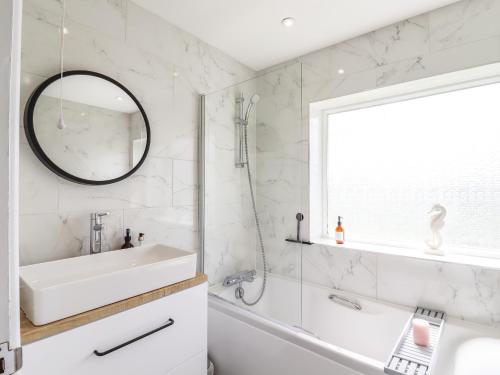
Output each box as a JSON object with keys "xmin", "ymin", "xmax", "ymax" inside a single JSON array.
[{"xmin": 208, "ymin": 273, "xmax": 500, "ymax": 375}]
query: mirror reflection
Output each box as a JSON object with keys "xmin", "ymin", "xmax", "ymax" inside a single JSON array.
[{"xmin": 28, "ymin": 72, "xmax": 149, "ymax": 183}]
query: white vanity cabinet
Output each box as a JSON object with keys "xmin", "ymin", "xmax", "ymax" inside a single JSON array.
[{"xmin": 20, "ymin": 283, "xmax": 207, "ymax": 375}]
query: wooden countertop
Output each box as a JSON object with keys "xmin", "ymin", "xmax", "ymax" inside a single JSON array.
[{"xmin": 21, "ymin": 273, "xmax": 208, "ymax": 345}]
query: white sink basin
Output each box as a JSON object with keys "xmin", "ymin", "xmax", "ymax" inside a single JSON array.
[{"xmin": 20, "ymin": 244, "xmax": 197, "ymax": 325}]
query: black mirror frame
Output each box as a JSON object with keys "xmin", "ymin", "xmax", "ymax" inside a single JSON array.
[{"xmin": 24, "ymin": 70, "xmax": 151, "ymax": 185}]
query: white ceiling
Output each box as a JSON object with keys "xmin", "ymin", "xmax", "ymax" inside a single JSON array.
[{"xmin": 132, "ymin": 0, "xmax": 459, "ymax": 71}]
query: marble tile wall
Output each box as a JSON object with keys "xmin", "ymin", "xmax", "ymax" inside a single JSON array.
[
  {"xmin": 19, "ymin": 0, "xmax": 254, "ymax": 265},
  {"xmin": 34, "ymin": 96, "xmax": 135, "ymax": 180},
  {"xmin": 203, "ymin": 80, "xmax": 258, "ymax": 285},
  {"xmin": 303, "ymin": 245, "xmax": 500, "ymax": 325},
  {"xmin": 254, "ymin": 0, "xmax": 500, "ymax": 325},
  {"xmin": 254, "ymin": 63, "xmax": 304, "ymax": 280}
]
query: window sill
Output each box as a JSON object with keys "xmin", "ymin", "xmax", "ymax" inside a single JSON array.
[{"xmin": 311, "ymin": 237, "xmax": 500, "ymax": 271}]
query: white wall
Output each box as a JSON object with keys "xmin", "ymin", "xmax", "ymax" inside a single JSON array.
[{"xmin": 19, "ymin": 0, "xmax": 254, "ymax": 265}]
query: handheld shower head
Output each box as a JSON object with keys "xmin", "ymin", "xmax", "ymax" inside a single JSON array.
[
  {"xmin": 250, "ymin": 94, "xmax": 260, "ymax": 104},
  {"xmin": 244, "ymin": 93, "xmax": 260, "ymax": 125}
]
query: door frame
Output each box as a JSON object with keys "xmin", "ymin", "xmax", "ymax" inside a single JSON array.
[{"xmin": 0, "ymin": 0, "xmax": 22, "ymax": 365}]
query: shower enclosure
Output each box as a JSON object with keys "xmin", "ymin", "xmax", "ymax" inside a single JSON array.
[{"xmin": 201, "ymin": 62, "xmax": 307, "ymax": 326}]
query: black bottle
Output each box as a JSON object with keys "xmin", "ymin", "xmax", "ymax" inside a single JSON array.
[{"xmin": 121, "ymin": 228, "xmax": 134, "ymax": 249}]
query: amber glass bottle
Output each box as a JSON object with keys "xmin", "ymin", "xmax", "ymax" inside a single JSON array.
[{"xmin": 335, "ymin": 216, "xmax": 344, "ymax": 244}]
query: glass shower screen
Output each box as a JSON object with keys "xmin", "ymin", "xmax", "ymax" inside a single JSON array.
[{"xmin": 201, "ymin": 62, "xmax": 305, "ymax": 327}]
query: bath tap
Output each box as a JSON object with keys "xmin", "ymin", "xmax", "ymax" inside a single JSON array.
[
  {"xmin": 90, "ymin": 212, "xmax": 110, "ymax": 254},
  {"xmin": 223, "ymin": 270, "xmax": 256, "ymax": 287}
]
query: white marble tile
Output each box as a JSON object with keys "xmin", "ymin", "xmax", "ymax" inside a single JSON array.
[
  {"xmin": 146, "ymin": 79, "xmax": 198, "ymax": 161},
  {"xmin": 173, "ymin": 159, "xmax": 197, "ymax": 206},
  {"xmin": 19, "ymin": 209, "xmax": 124, "ymax": 266},
  {"xmin": 373, "ymin": 36, "xmax": 500, "ymax": 88},
  {"xmin": 58, "ymin": 156, "xmax": 172, "ymax": 211},
  {"xmin": 303, "ymin": 245, "xmax": 378, "ymax": 298},
  {"xmin": 20, "ymin": 213, "xmax": 77, "ymax": 266},
  {"xmin": 377, "ymin": 254, "xmax": 500, "ymax": 325},
  {"xmin": 19, "ymin": 143, "xmax": 59, "ymax": 215},
  {"xmin": 429, "ymin": 0, "xmax": 500, "ymax": 51},
  {"xmin": 253, "ymin": 64, "xmax": 309, "ymax": 282},
  {"xmin": 22, "ymin": 5, "xmax": 186, "ymax": 89},
  {"xmin": 125, "ymin": 1, "xmax": 254, "ymax": 95},
  {"xmin": 204, "ymin": 221, "xmax": 257, "ymax": 285},
  {"xmin": 123, "ymin": 206, "xmax": 198, "ymax": 251},
  {"xmin": 264, "ymin": 241, "xmax": 302, "ymax": 280},
  {"xmin": 302, "ymin": 66, "xmax": 378, "ymax": 106},
  {"xmin": 202, "ymin": 79, "xmax": 260, "ymax": 284},
  {"xmin": 23, "ymin": 0, "xmax": 127, "ymax": 42},
  {"xmin": 301, "ymin": 14, "xmax": 429, "ymax": 81},
  {"xmin": 33, "ymin": 96, "xmax": 134, "ymax": 181}
]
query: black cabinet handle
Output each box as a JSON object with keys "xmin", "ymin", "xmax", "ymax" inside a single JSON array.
[{"xmin": 93, "ymin": 318, "xmax": 174, "ymax": 357}]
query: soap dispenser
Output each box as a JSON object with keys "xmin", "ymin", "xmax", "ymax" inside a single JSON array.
[
  {"xmin": 335, "ymin": 216, "xmax": 345, "ymax": 244},
  {"xmin": 121, "ymin": 228, "xmax": 134, "ymax": 249}
]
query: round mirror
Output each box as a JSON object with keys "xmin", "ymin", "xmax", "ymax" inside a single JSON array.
[{"xmin": 24, "ymin": 70, "xmax": 150, "ymax": 185}]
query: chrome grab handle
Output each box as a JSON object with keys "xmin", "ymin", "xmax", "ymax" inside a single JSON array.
[
  {"xmin": 93, "ymin": 318, "xmax": 174, "ymax": 357},
  {"xmin": 328, "ymin": 294, "xmax": 362, "ymax": 311}
]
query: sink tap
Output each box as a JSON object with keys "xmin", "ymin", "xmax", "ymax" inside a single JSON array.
[{"xmin": 90, "ymin": 212, "xmax": 110, "ymax": 254}]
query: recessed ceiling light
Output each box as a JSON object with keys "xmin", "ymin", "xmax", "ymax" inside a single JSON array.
[
  {"xmin": 173, "ymin": 71, "xmax": 179, "ymax": 77},
  {"xmin": 337, "ymin": 68, "xmax": 345, "ymax": 75},
  {"xmin": 116, "ymin": 96, "xmax": 123, "ymax": 101},
  {"xmin": 281, "ymin": 17, "xmax": 295, "ymax": 27},
  {"xmin": 63, "ymin": 27, "xmax": 69, "ymax": 35}
]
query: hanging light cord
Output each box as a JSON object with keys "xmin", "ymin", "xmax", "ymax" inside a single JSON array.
[{"xmin": 58, "ymin": 0, "xmax": 66, "ymax": 128}]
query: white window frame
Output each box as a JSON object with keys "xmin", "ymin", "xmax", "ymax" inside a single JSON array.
[{"xmin": 310, "ymin": 62, "xmax": 500, "ymax": 258}]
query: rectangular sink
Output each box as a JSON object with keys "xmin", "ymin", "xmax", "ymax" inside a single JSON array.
[{"xmin": 20, "ymin": 244, "xmax": 197, "ymax": 326}]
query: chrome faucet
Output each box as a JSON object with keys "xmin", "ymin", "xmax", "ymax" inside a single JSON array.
[
  {"xmin": 223, "ymin": 270, "xmax": 256, "ymax": 287},
  {"xmin": 90, "ymin": 212, "xmax": 110, "ymax": 254}
]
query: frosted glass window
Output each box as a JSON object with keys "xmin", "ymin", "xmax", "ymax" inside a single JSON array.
[{"xmin": 327, "ymin": 82, "xmax": 500, "ymax": 256}]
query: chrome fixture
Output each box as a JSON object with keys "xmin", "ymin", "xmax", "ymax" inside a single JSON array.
[
  {"xmin": 223, "ymin": 270, "xmax": 257, "ymax": 300},
  {"xmin": 235, "ymin": 93, "xmax": 260, "ymax": 168},
  {"xmin": 223, "ymin": 269, "xmax": 256, "ymax": 287},
  {"xmin": 233, "ymin": 93, "xmax": 267, "ymax": 306},
  {"xmin": 328, "ymin": 293, "xmax": 362, "ymax": 311},
  {"xmin": 90, "ymin": 212, "xmax": 110, "ymax": 254},
  {"xmin": 285, "ymin": 212, "xmax": 313, "ymax": 245}
]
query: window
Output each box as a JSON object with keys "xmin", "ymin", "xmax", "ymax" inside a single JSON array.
[{"xmin": 312, "ymin": 64, "xmax": 500, "ymax": 258}]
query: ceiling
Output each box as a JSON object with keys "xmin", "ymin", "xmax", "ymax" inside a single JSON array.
[{"xmin": 132, "ymin": 0, "xmax": 459, "ymax": 71}]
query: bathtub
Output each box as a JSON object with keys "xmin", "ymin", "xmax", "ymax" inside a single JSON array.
[{"xmin": 208, "ymin": 272, "xmax": 500, "ymax": 375}]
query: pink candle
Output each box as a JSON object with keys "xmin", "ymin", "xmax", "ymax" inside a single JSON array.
[{"xmin": 412, "ymin": 318, "xmax": 430, "ymax": 347}]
